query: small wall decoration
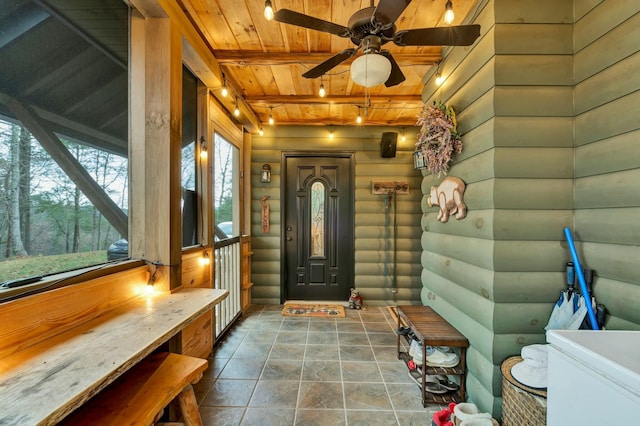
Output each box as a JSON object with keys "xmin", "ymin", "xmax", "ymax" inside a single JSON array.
[
  {"xmin": 261, "ymin": 195, "xmax": 270, "ymax": 233},
  {"xmin": 427, "ymin": 176, "xmax": 467, "ymax": 223},
  {"xmin": 415, "ymin": 100, "xmax": 463, "ymax": 176}
]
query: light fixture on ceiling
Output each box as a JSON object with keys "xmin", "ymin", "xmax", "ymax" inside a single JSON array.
[
  {"xmin": 264, "ymin": 0, "xmax": 274, "ymax": 21},
  {"xmin": 444, "ymin": 0, "xmax": 455, "ymax": 25},
  {"xmin": 356, "ymin": 106, "xmax": 362, "ymax": 124},
  {"xmin": 268, "ymin": 106, "xmax": 275, "ymax": 125},
  {"xmin": 328, "ymin": 125, "xmax": 334, "ymax": 139},
  {"xmin": 401, "ymin": 128, "xmax": 406, "ymax": 142},
  {"xmin": 221, "ymin": 73, "xmax": 228, "ymax": 97},
  {"xmin": 234, "ymin": 96, "xmax": 240, "ymax": 117},
  {"xmin": 318, "ymin": 76, "xmax": 326, "ymax": 98},
  {"xmin": 350, "ymin": 36, "xmax": 391, "ymax": 88},
  {"xmin": 259, "ymin": 123, "xmax": 264, "ymax": 136}
]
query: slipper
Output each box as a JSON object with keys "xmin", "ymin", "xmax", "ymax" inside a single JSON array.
[
  {"xmin": 396, "ymin": 326, "xmax": 411, "ymax": 335},
  {"xmin": 434, "ymin": 374, "xmax": 459, "ymax": 391},
  {"xmin": 407, "ymin": 371, "xmax": 449, "ymax": 394}
]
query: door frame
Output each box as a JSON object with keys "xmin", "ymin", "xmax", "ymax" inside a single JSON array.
[{"xmin": 280, "ymin": 151, "xmax": 355, "ymax": 303}]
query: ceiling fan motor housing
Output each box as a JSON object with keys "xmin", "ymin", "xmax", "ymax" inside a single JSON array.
[{"xmin": 348, "ymin": 7, "xmax": 395, "ymax": 45}]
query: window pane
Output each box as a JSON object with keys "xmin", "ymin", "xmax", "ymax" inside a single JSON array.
[
  {"xmin": 213, "ymin": 133, "xmax": 238, "ymax": 241},
  {"xmin": 182, "ymin": 68, "xmax": 198, "ymax": 247},
  {"xmin": 0, "ymin": 0, "xmax": 129, "ymax": 283},
  {"xmin": 310, "ymin": 181, "xmax": 325, "ymax": 256}
]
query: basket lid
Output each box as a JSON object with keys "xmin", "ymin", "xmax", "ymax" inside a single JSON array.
[{"xmin": 501, "ymin": 356, "xmax": 547, "ymax": 398}]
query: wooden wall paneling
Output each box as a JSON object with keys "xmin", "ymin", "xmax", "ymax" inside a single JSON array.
[
  {"xmin": 574, "ymin": 10, "xmax": 640, "ymax": 82},
  {"xmin": 493, "ymin": 116, "xmax": 574, "ymax": 147},
  {"xmin": 575, "ymin": 169, "xmax": 640, "ymax": 208},
  {"xmin": 492, "ymin": 210, "xmax": 573, "ymax": 240},
  {"xmin": 574, "ymin": 0, "xmax": 604, "ymax": 21},
  {"xmin": 423, "ymin": 210, "xmax": 493, "ymax": 240},
  {"xmin": 575, "ymin": 91, "xmax": 640, "ymax": 145},
  {"xmin": 493, "ymin": 241, "xmax": 568, "ymax": 271},
  {"xmin": 494, "ymin": 0, "xmax": 573, "ymax": 23},
  {"xmin": 575, "ymin": 208, "xmax": 640, "ymax": 245},
  {"xmin": 589, "ymin": 277, "xmax": 640, "ymax": 325},
  {"xmin": 493, "ymin": 271, "xmax": 565, "ymax": 303},
  {"xmin": 575, "ymin": 52, "xmax": 640, "ymax": 115},
  {"xmin": 574, "ymin": 1, "xmax": 640, "ymax": 54},
  {"xmin": 575, "ymin": 130, "xmax": 640, "ymax": 177},
  {"xmin": 495, "ymin": 55, "xmax": 573, "ymax": 85},
  {"xmin": 493, "ymin": 178, "xmax": 573, "ymax": 209},
  {"xmin": 495, "ymin": 24, "xmax": 573, "ymax": 55},
  {"xmin": 494, "ymin": 86, "xmax": 574, "ymax": 117},
  {"xmin": 444, "ymin": 149, "xmax": 495, "ymax": 182},
  {"xmin": 180, "ymin": 309, "xmax": 212, "ymax": 358},
  {"xmin": 421, "ymin": 233, "xmax": 494, "ymax": 269},
  {"xmin": 0, "ymin": 267, "xmax": 147, "ymax": 359},
  {"xmin": 581, "ymin": 242, "xmax": 640, "ymax": 286},
  {"xmin": 493, "ymin": 147, "xmax": 573, "ymax": 178},
  {"xmin": 454, "ymin": 90, "xmax": 496, "ymax": 135}
]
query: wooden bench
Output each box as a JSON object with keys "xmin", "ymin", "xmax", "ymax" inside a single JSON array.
[{"xmin": 60, "ymin": 352, "xmax": 207, "ymax": 425}]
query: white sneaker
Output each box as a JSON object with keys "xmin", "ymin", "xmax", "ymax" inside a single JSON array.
[{"xmin": 426, "ymin": 347, "xmax": 459, "ymax": 367}]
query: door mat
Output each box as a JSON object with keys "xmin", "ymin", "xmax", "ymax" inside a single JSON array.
[{"xmin": 282, "ymin": 303, "xmax": 346, "ymax": 318}]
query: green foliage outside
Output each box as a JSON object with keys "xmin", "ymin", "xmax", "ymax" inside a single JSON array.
[{"xmin": 0, "ymin": 251, "xmax": 108, "ymax": 282}]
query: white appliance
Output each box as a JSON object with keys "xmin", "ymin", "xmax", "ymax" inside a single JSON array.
[{"xmin": 546, "ymin": 330, "xmax": 640, "ymax": 426}]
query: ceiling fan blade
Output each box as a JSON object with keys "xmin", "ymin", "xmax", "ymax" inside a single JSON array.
[
  {"xmin": 302, "ymin": 49, "xmax": 358, "ymax": 79},
  {"xmin": 394, "ymin": 24, "xmax": 481, "ymax": 46},
  {"xmin": 380, "ymin": 51, "xmax": 405, "ymax": 87},
  {"xmin": 373, "ymin": 0, "xmax": 412, "ymax": 25},
  {"xmin": 274, "ymin": 9, "xmax": 351, "ymax": 38}
]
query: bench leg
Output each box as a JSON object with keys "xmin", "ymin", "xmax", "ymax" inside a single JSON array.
[{"xmin": 177, "ymin": 384, "xmax": 202, "ymax": 426}]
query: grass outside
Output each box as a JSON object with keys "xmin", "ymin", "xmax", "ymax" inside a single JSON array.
[{"xmin": 0, "ymin": 251, "xmax": 108, "ymax": 283}]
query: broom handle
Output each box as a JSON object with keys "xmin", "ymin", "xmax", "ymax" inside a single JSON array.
[{"xmin": 564, "ymin": 228, "xmax": 599, "ymax": 330}]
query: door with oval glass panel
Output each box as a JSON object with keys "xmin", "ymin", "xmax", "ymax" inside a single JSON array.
[{"xmin": 283, "ymin": 154, "xmax": 354, "ymax": 301}]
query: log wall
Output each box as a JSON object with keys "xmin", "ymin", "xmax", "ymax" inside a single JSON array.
[
  {"xmin": 250, "ymin": 126, "xmax": 423, "ymax": 306},
  {"xmin": 418, "ymin": 0, "xmax": 640, "ymax": 417}
]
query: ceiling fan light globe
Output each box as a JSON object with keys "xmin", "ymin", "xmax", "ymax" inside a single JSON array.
[{"xmin": 350, "ymin": 53, "xmax": 392, "ymax": 88}]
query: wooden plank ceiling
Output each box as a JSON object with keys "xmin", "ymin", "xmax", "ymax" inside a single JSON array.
[{"xmin": 179, "ymin": 0, "xmax": 479, "ymax": 127}]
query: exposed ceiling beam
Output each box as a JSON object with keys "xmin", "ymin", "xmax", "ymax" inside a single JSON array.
[
  {"xmin": 213, "ymin": 51, "xmax": 442, "ymax": 66},
  {"xmin": 245, "ymin": 95, "xmax": 422, "ymax": 105}
]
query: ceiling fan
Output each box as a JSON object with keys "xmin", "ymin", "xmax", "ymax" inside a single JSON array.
[{"xmin": 274, "ymin": 0, "xmax": 481, "ymax": 87}]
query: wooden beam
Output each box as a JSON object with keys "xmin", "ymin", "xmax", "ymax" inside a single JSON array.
[
  {"xmin": 213, "ymin": 50, "xmax": 442, "ymax": 66},
  {"xmin": 245, "ymin": 94, "xmax": 422, "ymax": 105},
  {"xmin": 5, "ymin": 97, "xmax": 128, "ymax": 238}
]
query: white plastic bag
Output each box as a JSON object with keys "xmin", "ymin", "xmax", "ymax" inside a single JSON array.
[{"xmin": 545, "ymin": 291, "xmax": 574, "ymax": 331}]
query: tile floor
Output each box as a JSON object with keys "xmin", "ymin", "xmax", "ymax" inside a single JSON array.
[{"xmin": 195, "ymin": 305, "xmax": 444, "ymax": 426}]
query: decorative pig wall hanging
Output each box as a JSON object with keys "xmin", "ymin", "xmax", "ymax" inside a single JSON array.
[{"xmin": 427, "ymin": 176, "xmax": 467, "ymax": 223}]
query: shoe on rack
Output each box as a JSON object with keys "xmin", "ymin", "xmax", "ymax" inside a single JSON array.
[
  {"xmin": 409, "ymin": 339, "xmax": 422, "ymax": 361},
  {"xmin": 396, "ymin": 326, "xmax": 411, "ymax": 336},
  {"xmin": 426, "ymin": 346, "xmax": 459, "ymax": 367},
  {"xmin": 452, "ymin": 403, "xmax": 498, "ymax": 426},
  {"xmin": 407, "ymin": 371, "xmax": 449, "ymax": 394},
  {"xmin": 434, "ymin": 374, "xmax": 460, "ymax": 391}
]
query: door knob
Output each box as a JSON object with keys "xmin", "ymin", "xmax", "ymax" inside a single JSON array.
[{"xmin": 286, "ymin": 236, "xmax": 293, "ymax": 241}]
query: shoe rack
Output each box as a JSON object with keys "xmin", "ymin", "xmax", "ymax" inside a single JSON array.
[{"xmin": 395, "ymin": 305, "xmax": 470, "ymax": 407}]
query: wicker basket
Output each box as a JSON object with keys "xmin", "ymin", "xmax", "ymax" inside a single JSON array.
[{"xmin": 501, "ymin": 356, "xmax": 547, "ymax": 426}]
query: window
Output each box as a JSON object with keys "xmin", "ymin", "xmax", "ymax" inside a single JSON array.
[
  {"xmin": 0, "ymin": 0, "xmax": 129, "ymax": 285},
  {"xmin": 213, "ymin": 132, "xmax": 239, "ymax": 240},
  {"xmin": 181, "ymin": 68, "xmax": 198, "ymax": 247}
]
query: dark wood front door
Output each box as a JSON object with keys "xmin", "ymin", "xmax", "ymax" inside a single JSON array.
[{"xmin": 283, "ymin": 154, "xmax": 354, "ymax": 301}]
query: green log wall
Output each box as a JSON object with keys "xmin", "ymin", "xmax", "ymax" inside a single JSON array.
[
  {"xmin": 250, "ymin": 126, "xmax": 423, "ymax": 307},
  {"xmin": 418, "ymin": 0, "xmax": 640, "ymax": 417}
]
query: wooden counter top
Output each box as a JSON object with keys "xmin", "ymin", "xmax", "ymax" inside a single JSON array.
[{"xmin": 0, "ymin": 287, "xmax": 228, "ymax": 425}]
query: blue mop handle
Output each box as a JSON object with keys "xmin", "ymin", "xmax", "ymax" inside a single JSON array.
[{"xmin": 564, "ymin": 228, "xmax": 599, "ymax": 330}]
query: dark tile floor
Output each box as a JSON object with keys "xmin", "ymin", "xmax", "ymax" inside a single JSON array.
[{"xmin": 195, "ymin": 305, "xmax": 443, "ymax": 426}]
